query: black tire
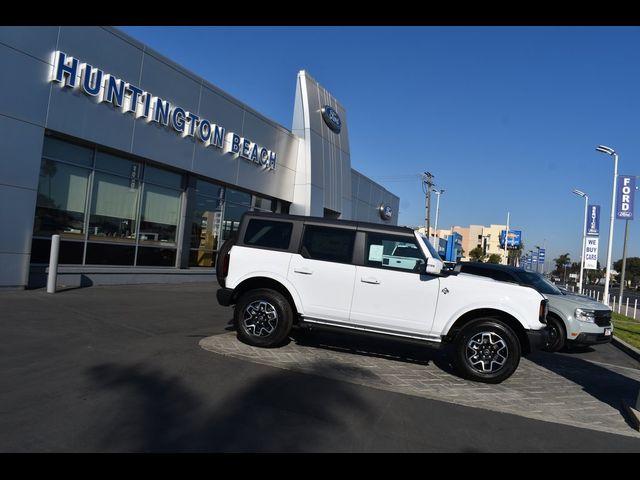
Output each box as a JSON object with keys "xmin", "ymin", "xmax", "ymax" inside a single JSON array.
[
  {"xmin": 235, "ymin": 288, "xmax": 293, "ymax": 347},
  {"xmin": 454, "ymin": 318, "xmax": 521, "ymax": 384},
  {"xmin": 542, "ymin": 315, "xmax": 566, "ymax": 352},
  {"xmin": 216, "ymin": 234, "xmax": 236, "ymax": 288}
]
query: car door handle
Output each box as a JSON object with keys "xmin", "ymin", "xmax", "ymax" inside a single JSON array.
[
  {"xmin": 293, "ymin": 267, "xmax": 313, "ymax": 275},
  {"xmin": 361, "ymin": 276, "xmax": 380, "ymax": 284}
]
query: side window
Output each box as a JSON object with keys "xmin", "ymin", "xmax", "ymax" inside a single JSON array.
[
  {"xmin": 365, "ymin": 233, "xmax": 426, "ymax": 273},
  {"xmin": 301, "ymin": 225, "xmax": 355, "ymax": 263},
  {"xmin": 244, "ymin": 219, "xmax": 293, "ymax": 250}
]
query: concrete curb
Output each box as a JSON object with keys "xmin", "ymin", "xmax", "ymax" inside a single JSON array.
[{"xmin": 611, "ymin": 336, "xmax": 640, "ymax": 364}]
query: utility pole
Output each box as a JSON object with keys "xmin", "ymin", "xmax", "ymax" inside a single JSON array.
[{"xmin": 422, "ymin": 172, "xmax": 434, "ymax": 236}]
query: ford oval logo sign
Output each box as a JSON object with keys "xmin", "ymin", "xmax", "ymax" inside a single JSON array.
[
  {"xmin": 321, "ymin": 105, "xmax": 341, "ymax": 134},
  {"xmin": 379, "ymin": 203, "xmax": 393, "ymax": 220}
]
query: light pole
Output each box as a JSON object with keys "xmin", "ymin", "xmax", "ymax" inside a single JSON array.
[
  {"xmin": 535, "ymin": 245, "xmax": 541, "ymax": 273},
  {"xmin": 595, "ymin": 144, "xmax": 619, "ymax": 306},
  {"xmin": 572, "ymin": 189, "xmax": 588, "ymax": 294},
  {"xmin": 432, "ymin": 189, "xmax": 444, "ymax": 247},
  {"xmin": 504, "ymin": 211, "xmax": 510, "ymax": 265}
]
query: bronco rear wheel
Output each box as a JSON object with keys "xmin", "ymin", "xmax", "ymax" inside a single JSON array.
[{"xmin": 235, "ymin": 288, "xmax": 293, "ymax": 348}]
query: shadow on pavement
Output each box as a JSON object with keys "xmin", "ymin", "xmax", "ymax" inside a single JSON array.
[
  {"xmin": 289, "ymin": 328, "xmax": 457, "ymax": 376},
  {"xmin": 528, "ymin": 351, "xmax": 640, "ymax": 430},
  {"xmin": 87, "ymin": 359, "xmax": 372, "ymax": 452}
]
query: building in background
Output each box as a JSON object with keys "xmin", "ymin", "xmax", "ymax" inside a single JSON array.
[
  {"xmin": 0, "ymin": 27, "xmax": 399, "ymax": 288},
  {"xmin": 420, "ymin": 224, "xmax": 522, "ymax": 265}
]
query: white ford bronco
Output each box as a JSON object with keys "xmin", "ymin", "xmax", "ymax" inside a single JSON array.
[{"xmin": 216, "ymin": 212, "xmax": 549, "ymax": 383}]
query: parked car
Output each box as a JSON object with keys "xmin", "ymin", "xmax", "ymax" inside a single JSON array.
[
  {"xmin": 216, "ymin": 212, "xmax": 549, "ymax": 384},
  {"xmin": 455, "ymin": 262, "xmax": 613, "ymax": 352}
]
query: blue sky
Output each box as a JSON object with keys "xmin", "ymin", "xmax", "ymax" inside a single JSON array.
[{"xmin": 118, "ymin": 26, "xmax": 639, "ymax": 268}]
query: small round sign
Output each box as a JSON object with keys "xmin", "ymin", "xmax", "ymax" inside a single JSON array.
[
  {"xmin": 321, "ymin": 105, "xmax": 341, "ymax": 134},
  {"xmin": 379, "ymin": 203, "xmax": 393, "ymax": 220}
]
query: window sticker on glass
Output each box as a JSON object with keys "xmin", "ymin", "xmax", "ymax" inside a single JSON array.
[{"xmin": 369, "ymin": 244, "xmax": 384, "ymax": 262}]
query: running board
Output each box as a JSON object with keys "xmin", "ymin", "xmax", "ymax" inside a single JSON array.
[{"xmin": 298, "ymin": 317, "xmax": 444, "ymax": 348}]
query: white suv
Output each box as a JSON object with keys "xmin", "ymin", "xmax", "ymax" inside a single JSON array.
[{"xmin": 216, "ymin": 213, "xmax": 549, "ymax": 383}]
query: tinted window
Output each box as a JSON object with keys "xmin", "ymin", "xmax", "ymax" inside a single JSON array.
[
  {"xmin": 301, "ymin": 225, "xmax": 355, "ymax": 263},
  {"xmin": 488, "ymin": 270, "xmax": 516, "ymax": 283},
  {"xmin": 460, "ymin": 265, "xmax": 490, "ymax": 277},
  {"xmin": 514, "ymin": 271, "xmax": 562, "ymax": 295},
  {"xmin": 366, "ymin": 233, "xmax": 425, "ymax": 272},
  {"xmin": 244, "ymin": 219, "xmax": 293, "ymax": 250}
]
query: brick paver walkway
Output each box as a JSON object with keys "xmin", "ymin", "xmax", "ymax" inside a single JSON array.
[{"xmin": 200, "ymin": 331, "xmax": 640, "ymax": 437}]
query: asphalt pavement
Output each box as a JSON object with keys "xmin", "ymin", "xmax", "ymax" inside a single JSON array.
[{"xmin": 1, "ymin": 283, "xmax": 640, "ymax": 452}]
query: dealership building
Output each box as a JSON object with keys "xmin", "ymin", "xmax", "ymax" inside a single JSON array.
[{"xmin": 0, "ymin": 27, "xmax": 399, "ymax": 289}]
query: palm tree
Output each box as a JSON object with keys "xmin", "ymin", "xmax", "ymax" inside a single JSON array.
[{"xmin": 554, "ymin": 253, "xmax": 571, "ymax": 274}]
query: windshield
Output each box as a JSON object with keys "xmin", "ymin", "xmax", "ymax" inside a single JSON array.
[
  {"xmin": 418, "ymin": 234, "xmax": 443, "ymax": 261},
  {"xmin": 514, "ymin": 271, "xmax": 562, "ymax": 295}
]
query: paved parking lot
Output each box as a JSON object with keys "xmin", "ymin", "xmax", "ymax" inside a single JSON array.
[
  {"xmin": 201, "ymin": 328, "xmax": 640, "ymax": 437},
  {"xmin": 2, "ymin": 282, "xmax": 640, "ymax": 451}
]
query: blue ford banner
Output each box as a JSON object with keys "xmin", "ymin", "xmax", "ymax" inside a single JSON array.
[
  {"xmin": 586, "ymin": 204, "xmax": 600, "ymax": 236},
  {"xmin": 616, "ymin": 175, "xmax": 635, "ymax": 220},
  {"xmin": 499, "ymin": 230, "xmax": 522, "ymax": 248}
]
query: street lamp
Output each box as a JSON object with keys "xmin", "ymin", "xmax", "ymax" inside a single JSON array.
[
  {"xmin": 432, "ymin": 189, "xmax": 445, "ymax": 247},
  {"xmin": 572, "ymin": 189, "xmax": 588, "ymax": 294},
  {"xmin": 595, "ymin": 144, "xmax": 619, "ymax": 306}
]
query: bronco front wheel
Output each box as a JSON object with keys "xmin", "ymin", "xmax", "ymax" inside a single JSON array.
[{"xmin": 454, "ymin": 318, "xmax": 521, "ymax": 384}]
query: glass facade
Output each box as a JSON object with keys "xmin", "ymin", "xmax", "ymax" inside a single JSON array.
[
  {"xmin": 32, "ymin": 136, "xmax": 184, "ymax": 267},
  {"xmin": 187, "ymin": 179, "xmax": 223, "ymax": 267},
  {"xmin": 32, "ymin": 135, "xmax": 280, "ymax": 270}
]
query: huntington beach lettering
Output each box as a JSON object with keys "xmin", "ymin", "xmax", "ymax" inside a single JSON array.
[{"xmin": 50, "ymin": 51, "xmax": 277, "ymax": 171}]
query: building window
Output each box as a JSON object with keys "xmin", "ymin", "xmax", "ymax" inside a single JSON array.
[
  {"xmin": 33, "ymin": 159, "xmax": 90, "ymax": 240},
  {"xmin": 139, "ymin": 183, "xmax": 181, "ymax": 246},
  {"xmin": 220, "ymin": 188, "xmax": 252, "ymax": 243},
  {"xmin": 187, "ymin": 179, "xmax": 223, "ymax": 267},
  {"xmin": 88, "ymin": 172, "xmax": 139, "ymax": 242},
  {"xmin": 31, "ymin": 136, "xmax": 185, "ymax": 268},
  {"xmin": 253, "ymin": 195, "xmax": 274, "ymax": 212}
]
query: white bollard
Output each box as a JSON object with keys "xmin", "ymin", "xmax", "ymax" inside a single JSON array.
[
  {"xmin": 612, "ymin": 296, "xmax": 616, "ymax": 311},
  {"xmin": 46, "ymin": 234, "xmax": 60, "ymax": 294},
  {"xmin": 625, "ymin": 297, "xmax": 629, "ymax": 317},
  {"xmin": 596, "ymin": 291, "xmax": 600, "ymax": 302},
  {"xmin": 635, "ymin": 299, "xmax": 638, "ymax": 320},
  {"xmin": 618, "ymin": 296, "xmax": 622, "ymax": 314}
]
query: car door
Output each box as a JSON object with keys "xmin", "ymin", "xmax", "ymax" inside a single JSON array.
[
  {"xmin": 287, "ymin": 224, "xmax": 357, "ymax": 322},
  {"xmin": 349, "ymin": 231, "xmax": 441, "ymax": 338}
]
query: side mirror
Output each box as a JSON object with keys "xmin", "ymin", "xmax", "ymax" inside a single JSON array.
[
  {"xmin": 417, "ymin": 260, "xmax": 442, "ymax": 275},
  {"xmin": 426, "ymin": 261, "xmax": 442, "ymax": 275}
]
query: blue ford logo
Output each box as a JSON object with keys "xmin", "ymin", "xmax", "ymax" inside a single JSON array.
[
  {"xmin": 321, "ymin": 105, "xmax": 341, "ymax": 134},
  {"xmin": 379, "ymin": 203, "xmax": 393, "ymax": 220}
]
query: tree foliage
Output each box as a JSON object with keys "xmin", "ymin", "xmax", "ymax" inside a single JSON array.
[
  {"xmin": 487, "ymin": 254, "xmax": 503, "ymax": 264},
  {"xmin": 553, "ymin": 253, "xmax": 571, "ymax": 274},
  {"xmin": 613, "ymin": 257, "xmax": 640, "ymax": 286},
  {"xmin": 469, "ymin": 246, "xmax": 486, "ymax": 262}
]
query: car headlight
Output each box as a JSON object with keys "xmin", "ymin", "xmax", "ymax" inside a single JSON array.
[{"xmin": 575, "ymin": 308, "xmax": 595, "ymax": 323}]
